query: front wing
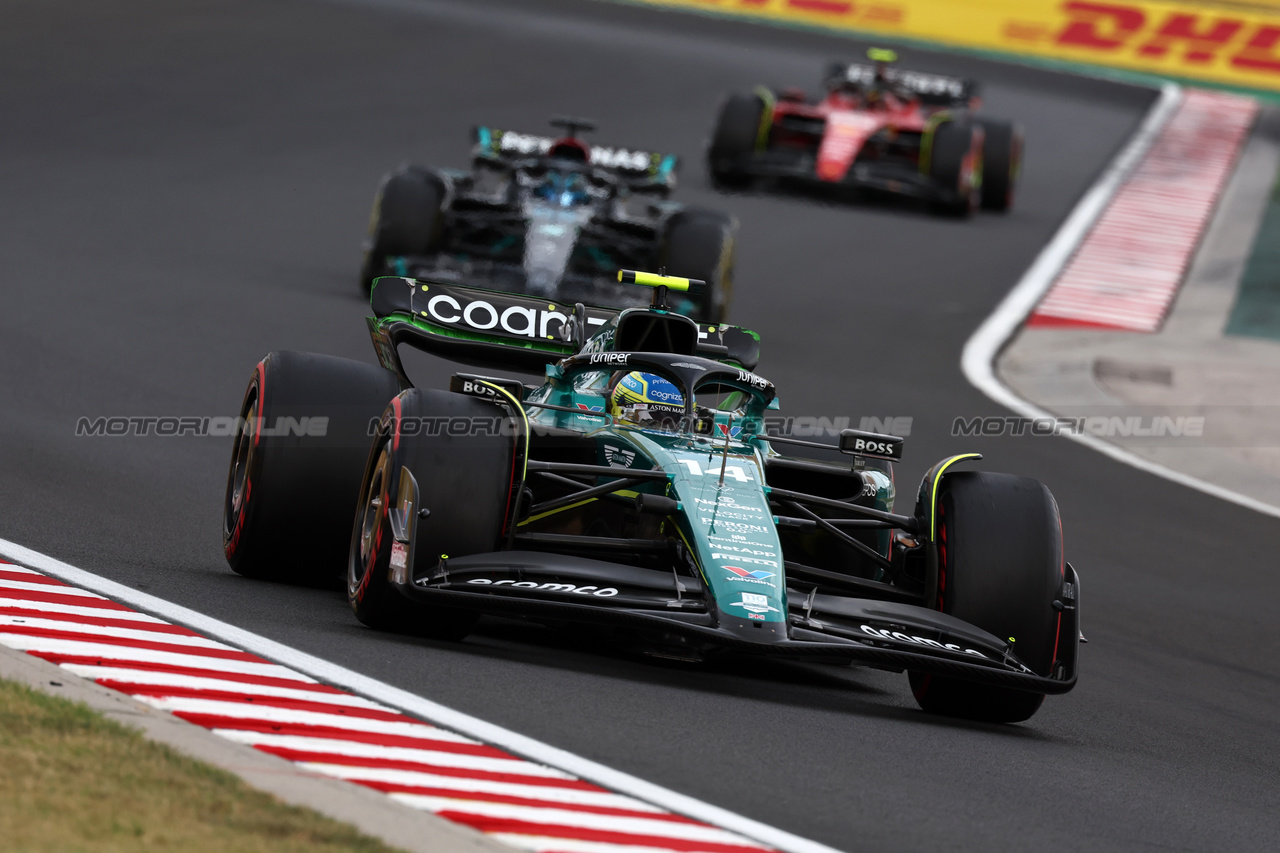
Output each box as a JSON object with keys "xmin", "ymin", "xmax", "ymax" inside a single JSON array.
[
  {"xmin": 394, "ymin": 551, "xmax": 1080, "ymax": 695},
  {"xmin": 734, "ymin": 150, "xmax": 961, "ymax": 203}
]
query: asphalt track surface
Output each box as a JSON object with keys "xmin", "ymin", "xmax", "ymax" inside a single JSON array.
[{"xmin": 3, "ymin": 0, "xmax": 1278, "ymax": 849}]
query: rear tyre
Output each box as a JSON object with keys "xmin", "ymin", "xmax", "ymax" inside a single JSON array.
[
  {"xmin": 348, "ymin": 388, "xmax": 514, "ymax": 638},
  {"xmin": 978, "ymin": 119, "xmax": 1022, "ymax": 212},
  {"xmin": 708, "ymin": 93, "xmax": 765, "ymax": 190},
  {"xmin": 359, "ymin": 168, "xmax": 445, "ymax": 292},
  {"xmin": 909, "ymin": 471, "xmax": 1064, "ymax": 723},
  {"xmin": 927, "ymin": 121, "xmax": 981, "ymax": 217},
  {"xmin": 223, "ymin": 352, "xmax": 400, "ymax": 585},
  {"xmin": 661, "ymin": 209, "xmax": 736, "ymax": 324}
]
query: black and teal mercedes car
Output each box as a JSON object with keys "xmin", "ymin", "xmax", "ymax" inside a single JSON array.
[
  {"xmin": 223, "ymin": 271, "xmax": 1080, "ymax": 723},
  {"xmin": 359, "ymin": 118, "xmax": 736, "ymax": 323}
]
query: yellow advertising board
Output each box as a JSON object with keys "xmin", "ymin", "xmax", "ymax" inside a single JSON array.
[{"xmin": 620, "ymin": 0, "xmax": 1280, "ymax": 93}]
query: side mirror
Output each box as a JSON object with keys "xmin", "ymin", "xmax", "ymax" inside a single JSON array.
[{"xmin": 560, "ymin": 302, "xmax": 589, "ymax": 351}]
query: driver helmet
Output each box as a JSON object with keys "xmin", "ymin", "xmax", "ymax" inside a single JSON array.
[
  {"xmin": 609, "ymin": 372, "xmax": 685, "ymax": 430},
  {"xmin": 535, "ymin": 170, "xmax": 590, "ymax": 207},
  {"xmin": 548, "ymin": 137, "xmax": 590, "ymax": 162},
  {"xmin": 865, "ymin": 47, "xmax": 900, "ymax": 107}
]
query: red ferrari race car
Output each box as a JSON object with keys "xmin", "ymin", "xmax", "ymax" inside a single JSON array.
[{"xmin": 706, "ymin": 49, "xmax": 1022, "ymax": 216}]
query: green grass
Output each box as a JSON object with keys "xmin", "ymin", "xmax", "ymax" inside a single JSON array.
[{"xmin": 0, "ymin": 678, "xmax": 404, "ymax": 852}]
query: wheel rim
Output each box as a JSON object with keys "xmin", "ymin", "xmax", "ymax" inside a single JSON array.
[
  {"xmin": 224, "ymin": 388, "xmax": 258, "ymax": 536},
  {"xmin": 351, "ymin": 439, "xmax": 391, "ymax": 596}
]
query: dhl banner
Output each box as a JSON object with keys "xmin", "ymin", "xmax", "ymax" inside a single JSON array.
[{"xmin": 616, "ymin": 0, "xmax": 1280, "ymax": 93}]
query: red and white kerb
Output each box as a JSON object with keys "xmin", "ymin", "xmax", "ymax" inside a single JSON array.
[
  {"xmin": 0, "ymin": 561, "xmax": 776, "ymax": 853},
  {"xmin": 1028, "ymin": 90, "xmax": 1257, "ymax": 333}
]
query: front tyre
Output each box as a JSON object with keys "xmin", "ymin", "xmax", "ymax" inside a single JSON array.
[
  {"xmin": 348, "ymin": 388, "xmax": 515, "ymax": 637},
  {"xmin": 708, "ymin": 93, "xmax": 765, "ymax": 189},
  {"xmin": 909, "ymin": 472, "xmax": 1065, "ymax": 723},
  {"xmin": 661, "ymin": 209, "xmax": 737, "ymax": 324},
  {"xmin": 927, "ymin": 120, "xmax": 982, "ymax": 217},
  {"xmin": 223, "ymin": 352, "xmax": 400, "ymax": 584},
  {"xmin": 359, "ymin": 168, "xmax": 446, "ymax": 292},
  {"xmin": 977, "ymin": 119, "xmax": 1022, "ymax": 212}
]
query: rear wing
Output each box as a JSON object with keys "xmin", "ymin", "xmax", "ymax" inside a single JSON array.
[
  {"xmin": 828, "ymin": 63, "xmax": 977, "ymax": 105},
  {"xmin": 367, "ymin": 276, "xmax": 760, "ymax": 378},
  {"xmin": 471, "ymin": 125, "xmax": 679, "ymax": 183}
]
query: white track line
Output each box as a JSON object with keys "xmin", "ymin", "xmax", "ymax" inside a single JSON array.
[
  {"xmin": 0, "ymin": 539, "xmax": 842, "ymax": 853},
  {"xmin": 962, "ymin": 84, "xmax": 1280, "ymax": 522}
]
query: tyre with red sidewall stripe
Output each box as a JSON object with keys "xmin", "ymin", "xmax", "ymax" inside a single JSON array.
[
  {"xmin": 223, "ymin": 351, "xmax": 401, "ymax": 584},
  {"xmin": 348, "ymin": 388, "xmax": 514, "ymax": 637},
  {"xmin": 909, "ymin": 471, "xmax": 1064, "ymax": 723}
]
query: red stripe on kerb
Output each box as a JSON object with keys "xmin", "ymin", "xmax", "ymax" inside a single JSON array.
[
  {"xmin": 0, "ymin": 588, "xmax": 133, "ymax": 611},
  {"xmin": 0, "ymin": 625, "xmax": 260, "ymax": 662},
  {"xmin": 101, "ymin": 682, "xmax": 409, "ymax": 722},
  {"xmin": 441, "ymin": 814, "xmax": 769, "ymax": 853},
  {"xmin": 1025, "ymin": 315, "xmax": 1139, "ymax": 331},
  {"xmin": 0, "ymin": 570, "xmax": 68, "ymax": 586},
  {"xmin": 254, "ymin": 746, "xmax": 600, "ymax": 790},
  {"xmin": 179, "ymin": 715, "xmax": 518, "ymax": 758},
  {"xmin": 0, "ymin": 606, "xmax": 196, "ymax": 636},
  {"xmin": 29, "ymin": 654, "xmax": 340, "ymax": 692}
]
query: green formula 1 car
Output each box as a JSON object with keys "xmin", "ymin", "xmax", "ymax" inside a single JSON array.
[{"xmin": 223, "ymin": 271, "xmax": 1080, "ymax": 723}]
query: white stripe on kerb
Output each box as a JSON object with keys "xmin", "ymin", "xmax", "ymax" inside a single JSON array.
[
  {"xmin": 298, "ymin": 762, "xmax": 662, "ymax": 811},
  {"xmin": 213, "ymin": 730, "xmax": 570, "ymax": 776}
]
